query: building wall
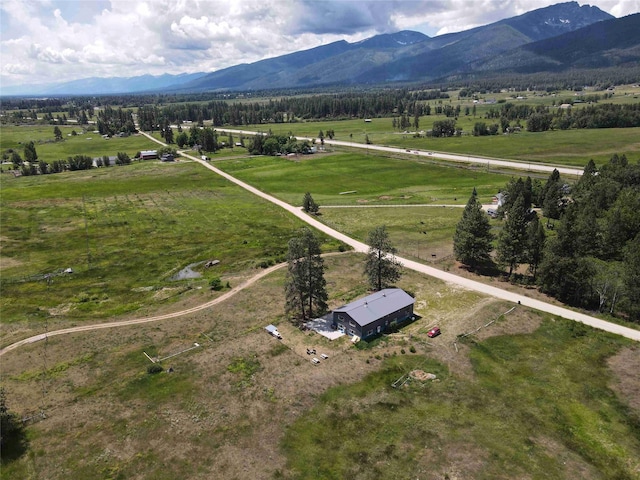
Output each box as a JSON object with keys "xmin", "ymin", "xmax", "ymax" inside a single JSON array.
[{"xmin": 333, "ymin": 305, "xmax": 413, "ymax": 339}]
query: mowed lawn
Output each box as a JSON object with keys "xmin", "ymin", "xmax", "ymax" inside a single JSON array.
[
  {"xmin": 215, "ymin": 151, "xmax": 509, "ymax": 207},
  {"xmin": 0, "ymin": 161, "xmax": 338, "ymax": 330}
]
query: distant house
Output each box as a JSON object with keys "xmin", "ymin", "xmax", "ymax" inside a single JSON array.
[
  {"xmin": 492, "ymin": 192, "xmax": 506, "ymax": 207},
  {"xmin": 364, "ymin": 118, "xmax": 372, "ymax": 123},
  {"xmin": 332, "ymin": 288, "xmax": 415, "ymax": 340},
  {"xmin": 140, "ymin": 150, "xmax": 158, "ymax": 160},
  {"xmin": 161, "ymin": 153, "xmax": 174, "ymax": 162},
  {"xmin": 92, "ymin": 156, "xmax": 117, "ymax": 167}
]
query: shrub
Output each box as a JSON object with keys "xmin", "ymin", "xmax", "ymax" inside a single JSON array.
[
  {"xmin": 147, "ymin": 364, "xmax": 163, "ymax": 374},
  {"xmin": 209, "ymin": 277, "xmax": 223, "ymax": 290},
  {"xmin": 409, "ymin": 345, "xmax": 416, "ymax": 353}
]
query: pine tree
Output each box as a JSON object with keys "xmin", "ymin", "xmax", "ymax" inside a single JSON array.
[
  {"xmin": 497, "ymin": 193, "xmax": 529, "ymax": 278},
  {"xmin": 285, "ymin": 228, "xmax": 327, "ymax": 323},
  {"xmin": 453, "ymin": 188, "xmax": 494, "ymax": 268},
  {"xmin": 364, "ymin": 226, "xmax": 403, "ymax": 291},
  {"xmin": 525, "ymin": 214, "xmax": 546, "ymax": 279},
  {"xmin": 302, "ymin": 192, "xmax": 319, "ymax": 214}
]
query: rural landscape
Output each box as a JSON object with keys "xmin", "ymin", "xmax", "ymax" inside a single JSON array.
[{"xmin": 1, "ymin": 1, "xmax": 640, "ymax": 479}]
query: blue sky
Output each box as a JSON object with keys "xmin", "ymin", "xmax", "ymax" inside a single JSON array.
[{"xmin": 1, "ymin": 0, "xmax": 638, "ymax": 89}]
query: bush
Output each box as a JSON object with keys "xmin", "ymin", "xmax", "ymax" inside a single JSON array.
[
  {"xmin": 147, "ymin": 364, "xmax": 163, "ymax": 374},
  {"xmin": 409, "ymin": 345, "xmax": 416, "ymax": 353},
  {"xmin": 209, "ymin": 277, "xmax": 223, "ymax": 290}
]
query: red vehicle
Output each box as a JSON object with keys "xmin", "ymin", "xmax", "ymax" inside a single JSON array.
[{"xmin": 427, "ymin": 327, "xmax": 441, "ymax": 338}]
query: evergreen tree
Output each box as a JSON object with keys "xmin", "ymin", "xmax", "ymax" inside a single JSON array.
[
  {"xmin": 525, "ymin": 214, "xmax": 546, "ymax": 279},
  {"xmin": 497, "ymin": 193, "xmax": 529, "ymax": 278},
  {"xmin": 453, "ymin": 189, "xmax": 494, "ymax": 268},
  {"xmin": 541, "ymin": 169, "xmax": 562, "ymax": 219},
  {"xmin": 364, "ymin": 226, "xmax": 403, "ymax": 291},
  {"xmin": 24, "ymin": 141, "xmax": 37, "ymax": 163},
  {"xmin": 53, "ymin": 126, "xmax": 63, "ymax": 141},
  {"xmin": 302, "ymin": 192, "xmax": 319, "ymax": 215},
  {"xmin": 623, "ymin": 234, "xmax": 640, "ymax": 320},
  {"xmin": 285, "ymin": 228, "xmax": 328, "ymax": 323}
]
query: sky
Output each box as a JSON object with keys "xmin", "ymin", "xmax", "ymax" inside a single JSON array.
[{"xmin": 1, "ymin": 0, "xmax": 638, "ymax": 89}]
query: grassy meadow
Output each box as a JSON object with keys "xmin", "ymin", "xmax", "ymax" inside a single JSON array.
[
  {"xmin": 282, "ymin": 318, "xmax": 640, "ymax": 480},
  {"xmin": 0, "ymin": 125, "xmax": 159, "ymax": 163},
  {"xmin": 2, "ymin": 118, "xmax": 639, "ymax": 480},
  {"xmin": 235, "ymin": 118, "xmax": 640, "ymax": 168},
  {"xmin": 215, "ymin": 151, "xmax": 509, "ymax": 206},
  {"xmin": 1, "ymin": 252, "xmax": 638, "ymax": 479},
  {"xmin": 0, "ymin": 160, "xmax": 341, "ymax": 334}
]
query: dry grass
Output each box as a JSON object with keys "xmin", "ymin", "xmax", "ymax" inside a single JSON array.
[
  {"xmin": 0, "ymin": 252, "xmax": 507, "ymax": 480},
  {"xmin": 607, "ymin": 345, "xmax": 640, "ymax": 414},
  {"xmin": 2, "ymin": 253, "xmax": 637, "ymax": 479}
]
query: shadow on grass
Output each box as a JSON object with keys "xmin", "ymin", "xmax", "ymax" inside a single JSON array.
[
  {"xmin": 0, "ymin": 418, "xmax": 29, "ymax": 464},
  {"xmin": 355, "ymin": 314, "xmax": 423, "ymax": 350}
]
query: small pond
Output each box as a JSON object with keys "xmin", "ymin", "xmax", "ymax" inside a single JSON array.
[{"xmin": 170, "ymin": 261, "xmax": 204, "ymax": 281}]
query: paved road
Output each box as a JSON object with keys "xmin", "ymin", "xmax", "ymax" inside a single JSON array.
[
  {"xmin": 214, "ymin": 128, "xmax": 584, "ymax": 177},
  {"xmin": 3, "ymin": 131, "xmax": 633, "ymax": 357}
]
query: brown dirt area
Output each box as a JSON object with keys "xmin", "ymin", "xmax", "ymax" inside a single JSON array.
[
  {"xmin": 607, "ymin": 345, "xmax": 640, "ymax": 414},
  {"xmin": 0, "ymin": 252, "xmax": 622, "ymax": 479}
]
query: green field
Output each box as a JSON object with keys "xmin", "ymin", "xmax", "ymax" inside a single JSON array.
[
  {"xmin": 215, "ymin": 151, "xmax": 509, "ymax": 206},
  {"xmin": 234, "ymin": 118, "xmax": 639, "ymax": 168},
  {"xmin": 282, "ymin": 318, "xmax": 640, "ymax": 479},
  {"xmin": 0, "ymin": 161, "xmax": 340, "ymax": 328},
  {"xmin": 2, "ymin": 118, "xmax": 639, "ymax": 480},
  {"xmin": 0, "ymin": 125, "xmax": 159, "ymax": 163}
]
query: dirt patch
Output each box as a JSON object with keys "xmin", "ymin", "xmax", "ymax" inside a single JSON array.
[
  {"xmin": 0, "ymin": 256, "xmax": 23, "ymax": 270},
  {"xmin": 409, "ymin": 369, "xmax": 436, "ymax": 381},
  {"xmin": 607, "ymin": 345, "xmax": 640, "ymax": 414}
]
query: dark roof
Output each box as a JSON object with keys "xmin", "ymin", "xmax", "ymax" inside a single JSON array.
[{"xmin": 334, "ymin": 288, "xmax": 414, "ymax": 327}]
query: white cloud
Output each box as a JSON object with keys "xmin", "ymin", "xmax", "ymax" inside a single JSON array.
[{"xmin": 1, "ymin": 0, "xmax": 638, "ymax": 89}]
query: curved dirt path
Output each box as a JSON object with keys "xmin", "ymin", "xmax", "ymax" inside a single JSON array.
[
  {"xmin": 3, "ymin": 132, "xmax": 635, "ymax": 357},
  {"xmin": 0, "ymin": 262, "xmax": 286, "ymax": 357}
]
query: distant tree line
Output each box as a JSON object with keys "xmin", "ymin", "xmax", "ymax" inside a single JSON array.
[
  {"xmin": 136, "ymin": 90, "xmax": 450, "ymax": 128},
  {"xmin": 454, "ymin": 154, "xmax": 640, "ymax": 322},
  {"xmin": 484, "ymin": 102, "xmax": 640, "ymax": 132}
]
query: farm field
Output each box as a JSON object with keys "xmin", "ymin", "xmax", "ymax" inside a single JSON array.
[
  {"xmin": 214, "ymin": 151, "xmax": 510, "ymax": 207},
  {"xmin": 0, "ymin": 125, "xmax": 159, "ymax": 163},
  {"xmin": 1, "ymin": 253, "xmax": 638, "ymax": 480},
  {"xmin": 0, "ymin": 160, "xmax": 340, "ymax": 336}
]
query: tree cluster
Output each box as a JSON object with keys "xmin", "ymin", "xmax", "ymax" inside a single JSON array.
[
  {"xmin": 538, "ymin": 155, "xmax": 640, "ymax": 319},
  {"xmin": 248, "ymin": 133, "xmax": 312, "ymax": 156},
  {"xmin": 96, "ymin": 105, "xmax": 136, "ymax": 136},
  {"xmin": 285, "ymin": 223, "xmax": 403, "ymax": 324},
  {"xmin": 456, "ymin": 155, "xmax": 640, "ymax": 321},
  {"xmin": 0, "ymin": 387, "xmax": 28, "ymax": 462}
]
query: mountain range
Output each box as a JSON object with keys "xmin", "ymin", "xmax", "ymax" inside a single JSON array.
[{"xmin": 4, "ymin": 2, "xmax": 639, "ymax": 96}]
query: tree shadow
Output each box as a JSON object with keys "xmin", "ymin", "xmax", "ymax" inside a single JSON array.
[
  {"xmin": 459, "ymin": 260, "xmax": 501, "ymax": 277},
  {"xmin": 0, "ymin": 418, "xmax": 29, "ymax": 464}
]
